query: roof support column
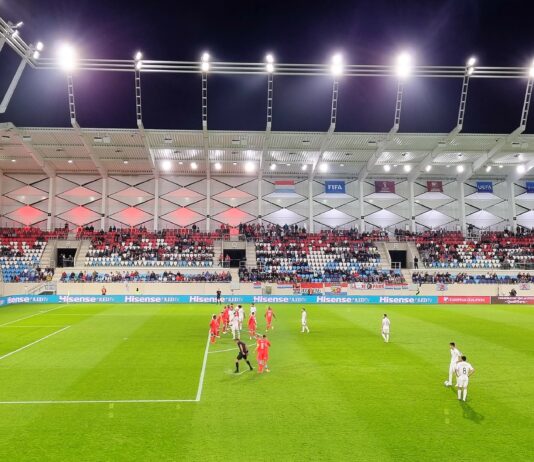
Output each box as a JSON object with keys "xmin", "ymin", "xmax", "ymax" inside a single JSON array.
[
  {"xmin": 458, "ymin": 181, "xmax": 466, "ymax": 234},
  {"xmin": 359, "ymin": 180, "xmax": 365, "ymax": 232},
  {"xmin": 257, "ymin": 169, "xmax": 263, "ymax": 224},
  {"xmin": 154, "ymin": 176, "xmax": 159, "ymax": 231},
  {"xmin": 0, "ymin": 54, "xmax": 27, "ymax": 113},
  {"xmin": 100, "ymin": 176, "xmax": 108, "ymax": 231},
  {"xmin": 206, "ymin": 169, "xmax": 211, "ymax": 232},
  {"xmin": 308, "ymin": 175, "xmax": 314, "ymax": 232},
  {"xmin": 408, "ymin": 180, "xmax": 416, "ymax": 232},
  {"xmin": 507, "ymin": 180, "xmax": 517, "ymax": 233},
  {"xmin": 47, "ymin": 176, "xmax": 56, "ymax": 231}
]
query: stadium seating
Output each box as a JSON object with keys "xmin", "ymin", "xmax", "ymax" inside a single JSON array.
[
  {"xmin": 412, "ymin": 271, "xmax": 534, "ymax": 284},
  {"xmin": 82, "ymin": 229, "xmax": 215, "ymax": 267},
  {"xmin": 60, "ymin": 270, "xmax": 231, "ymax": 283}
]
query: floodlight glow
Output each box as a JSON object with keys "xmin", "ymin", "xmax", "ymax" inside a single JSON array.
[
  {"xmin": 32, "ymin": 51, "xmax": 40, "ymax": 60},
  {"xmin": 201, "ymin": 52, "xmax": 210, "ymax": 62},
  {"xmin": 266, "ymin": 62, "xmax": 274, "ymax": 73},
  {"xmin": 135, "ymin": 60, "xmax": 143, "ymax": 70},
  {"xmin": 14, "ymin": 21, "xmax": 23, "ymax": 28},
  {"xmin": 12, "ymin": 30, "xmax": 19, "ymax": 39},
  {"xmin": 467, "ymin": 67, "xmax": 475, "ymax": 76},
  {"xmin": 485, "ymin": 165, "xmax": 492, "ymax": 173},
  {"xmin": 36, "ymin": 42, "xmax": 44, "ymax": 51},
  {"xmin": 123, "ymin": 160, "xmax": 129, "ymax": 165},
  {"xmin": 403, "ymin": 164, "xmax": 412, "ymax": 172},
  {"xmin": 425, "ymin": 165, "xmax": 432, "ymax": 172},
  {"xmin": 58, "ymin": 43, "xmax": 77, "ymax": 71},
  {"xmin": 330, "ymin": 53, "xmax": 343, "ymax": 76},
  {"xmin": 529, "ymin": 60, "xmax": 534, "ymax": 78},
  {"xmin": 467, "ymin": 56, "xmax": 476, "ymax": 67},
  {"xmin": 456, "ymin": 165, "xmax": 464, "ymax": 173},
  {"xmin": 191, "ymin": 161, "xmax": 198, "ymax": 170},
  {"xmin": 201, "ymin": 61, "xmax": 210, "ymax": 72},
  {"xmin": 245, "ymin": 161, "xmax": 255, "ymax": 172},
  {"xmin": 319, "ymin": 163, "xmax": 328, "ymax": 173},
  {"xmin": 214, "ymin": 162, "xmax": 222, "ymax": 170},
  {"xmin": 266, "ymin": 54, "xmax": 274, "ymax": 63},
  {"xmin": 162, "ymin": 160, "xmax": 172, "ymax": 171},
  {"xmin": 396, "ymin": 52, "xmax": 413, "ymax": 78},
  {"xmin": 270, "ymin": 163, "xmax": 277, "ymax": 171},
  {"xmin": 68, "ymin": 159, "xmax": 73, "ymax": 164},
  {"xmin": 301, "ymin": 164, "xmax": 308, "ymax": 171},
  {"xmin": 517, "ymin": 164, "xmax": 526, "ymax": 173},
  {"xmin": 499, "ymin": 164, "xmax": 503, "ymax": 169},
  {"xmin": 135, "ymin": 51, "xmax": 143, "ymax": 61},
  {"xmin": 383, "ymin": 165, "xmax": 391, "ymax": 172}
]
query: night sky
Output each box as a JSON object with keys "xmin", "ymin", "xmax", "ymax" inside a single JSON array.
[{"xmin": 1, "ymin": 0, "xmax": 534, "ymax": 133}]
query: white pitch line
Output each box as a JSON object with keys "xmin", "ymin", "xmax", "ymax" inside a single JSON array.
[
  {"xmin": 0, "ymin": 325, "xmax": 71, "ymax": 361},
  {"xmin": 195, "ymin": 331, "xmax": 211, "ymax": 402},
  {"xmin": 0, "ymin": 305, "xmax": 66, "ymax": 327},
  {"xmin": 0, "ymin": 399, "xmax": 198, "ymax": 405},
  {"xmin": 209, "ymin": 347, "xmax": 237, "ymax": 354},
  {"xmin": 0, "ymin": 325, "xmax": 65, "ymax": 329}
]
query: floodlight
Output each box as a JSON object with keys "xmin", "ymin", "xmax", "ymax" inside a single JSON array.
[
  {"xmin": 301, "ymin": 164, "xmax": 308, "ymax": 171},
  {"xmin": 202, "ymin": 52, "xmax": 210, "ymax": 62},
  {"xmin": 134, "ymin": 51, "xmax": 143, "ymax": 61},
  {"xmin": 214, "ymin": 162, "xmax": 222, "ymax": 170},
  {"xmin": 266, "ymin": 54, "xmax": 274, "ymax": 63},
  {"xmin": 517, "ymin": 164, "xmax": 526, "ymax": 173},
  {"xmin": 58, "ymin": 43, "xmax": 77, "ymax": 71},
  {"xmin": 425, "ymin": 165, "xmax": 432, "ymax": 172},
  {"xmin": 162, "ymin": 160, "xmax": 172, "ymax": 171},
  {"xmin": 330, "ymin": 53, "xmax": 343, "ymax": 76},
  {"xmin": 13, "ymin": 21, "xmax": 23, "ymax": 28},
  {"xmin": 456, "ymin": 165, "xmax": 464, "ymax": 173},
  {"xmin": 32, "ymin": 51, "xmax": 40, "ymax": 60},
  {"xmin": 403, "ymin": 164, "xmax": 412, "ymax": 173},
  {"xmin": 467, "ymin": 57, "xmax": 476, "ymax": 67},
  {"xmin": 485, "ymin": 165, "xmax": 492, "ymax": 173},
  {"xmin": 11, "ymin": 159, "xmax": 16, "ymax": 163},
  {"xmin": 201, "ymin": 52, "xmax": 210, "ymax": 72},
  {"xmin": 270, "ymin": 163, "xmax": 277, "ymax": 171},
  {"xmin": 123, "ymin": 160, "xmax": 129, "ymax": 165},
  {"xmin": 135, "ymin": 60, "xmax": 143, "ymax": 70},
  {"xmin": 68, "ymin": 159, "xmax": 73, "ymax": 164},
  {"xmin": 245, "ymin": 161, "xmax": 255, "ymax": 172},
  {"xmin": 530, "ymin": 60, "xmax": 534, "ymax": 78},
  {"xmin": 383, "ymin": 165, "xmax": 391, "ymax": 172},
  {"xmin": 499, "ymin": 165, "xmax": 503, "ymax": 169},
  {"xmin": 191, "ymin": 161, "xmax": 198, "ymax": 170},
  {"xmin": 36, "ymin": 42, "xmax": 44, "ymax": 51},
  {"xmin": 266, "ymin": 62, "xmax": 274, "ymax": 73},
  {"xmin": 319, "ymin": 163, "xmax": 328, "ymax": 173},
  {"xmin": 396, "ymin": 52, "xmax": 413, "ymax": 78}
]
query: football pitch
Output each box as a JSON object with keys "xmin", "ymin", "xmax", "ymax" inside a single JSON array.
[{"xmin": 0, "ymin": 302, "xmax": 532, "ymax": 461}]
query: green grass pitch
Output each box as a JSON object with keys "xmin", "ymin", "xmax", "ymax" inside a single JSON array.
[{"xmin": 0, "ymin": 301, "xmax": 532, "ymax": 461}]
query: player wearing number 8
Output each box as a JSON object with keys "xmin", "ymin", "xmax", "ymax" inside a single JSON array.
[{"xmin": 455, "ymin": 356, "xmax": 475, "ymax": 401}]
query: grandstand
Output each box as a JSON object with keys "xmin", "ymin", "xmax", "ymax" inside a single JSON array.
[{"xmin": 1, "ymin": 8, "xmax": 534, "ymax": 462}]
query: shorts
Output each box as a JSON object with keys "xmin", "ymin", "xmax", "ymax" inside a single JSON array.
[
  {"xmin": 457, "ymin": 376, "xmax": 469, "ymax": 388},
  {"xmin": 382, "ymin": 328, "xmax": 389, "ymax": 334},
  {"xmin": 237, "ymin": 352, "xmax": 248, "ymax": 360}
]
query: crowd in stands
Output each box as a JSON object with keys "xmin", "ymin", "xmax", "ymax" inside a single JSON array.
[
  {"xmin": 61, "ymin": 270, "xmax": 231, "ymax": 283},
  {"xmin": 6, "ymin": 267, "xmax": 54, "ymax": 283},
  {"xmin": 82, "ymin": 228, "xmax": 215, "ymax": 267},
  {"xmin": 412, "ymin": 271, "xmax": 534, "ymax": 285}
]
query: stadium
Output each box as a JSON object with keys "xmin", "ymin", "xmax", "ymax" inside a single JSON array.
[{"xmin": 0, "ymin": 1, "xmax": 533, "ymax": 460}]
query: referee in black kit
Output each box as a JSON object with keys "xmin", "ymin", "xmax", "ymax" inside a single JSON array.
[{"xmin": 234, "ymin": 338, "xmax": 253, "ymax": 373}]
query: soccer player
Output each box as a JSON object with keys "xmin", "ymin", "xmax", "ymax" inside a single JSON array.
[
  {"xmin": 250, "ymin": 303, "xmax": 257, "ymax": 317},
  {"xmin": 445, "ymin": 342, "xmax": 463, "ymax": 387},
  {"xmin": 255, "ymin": 334, "xmax": 271, "ymax": 373},
  {"xmin": 238, "ymin": 305, "xmax": 246, "ymax": 330},
  {"xmin": 265, "ymin": 306, "xmax": 276, "ymax": 331},
  {"xmin": 381, "ymin": 314, "xmax": 390, "ymax": 343},
  {"xmin": 248, "ymin": 313, "xmax": 257, "ymax": 338},
  {"xmin": 222, "ymin": 305, "xmax": 230, "ymax": 334},
  {"xmin": 234, "ymin": 338, "xmax": 253, "ymax": 373},
  {"xmin": 301, "ymin": 308, "xmax": 309, "ymax": 333},
  {"xmin": 216, "ymin": 311, "xmax": 223, "ymax": 337},
  {"xmin": 455, "ymin": 355, "xmax": 475, "ymax": 401},
  {"xmin": 230, "ymin": 309, "xmax": 240, "ymax": 340},
  {"xmin": 209, "ymin": 315, "xmax": 219, "ymax": 344}
]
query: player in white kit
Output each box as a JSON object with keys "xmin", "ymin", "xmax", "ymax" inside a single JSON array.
[
  {"xmin": 301, "ymin": 308, "xmax": 309, "ymax": 333},
  {"xmin": 455, "ymin": 355, "xmax": 475, "ymax": 401},
  {"xmin": 250, "ymin": 303, "xmax": 257, "ymax": 317},
  {"xmin": 230, "ymin": 310, "xmax": 240, "ymax": 340},
  {"xmin": 381, "ymin": 314, "xmax": 390, "ymax": 343},
  {"xmin": 238, "ymin": 305, "xmax": 245, "ymax": 330},
  {"xmin": 445, "ymin": 342, "xmax": 462, "ymax": 386}
]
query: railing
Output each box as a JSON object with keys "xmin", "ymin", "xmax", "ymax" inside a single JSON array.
[{"xmin": 27, "ymin": 282, "xmax": 57, "ymax": 295}]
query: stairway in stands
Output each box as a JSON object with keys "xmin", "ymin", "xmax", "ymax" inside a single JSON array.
[
  {"xmin": 39, "ymin": 240, "xmax": 57, "ymax": 268},
  {"xmin": 375, "ymin": 241, "xmax": 392, "ymax": 269},
  {"xmin": 75, "ymin": 240, "xmax": 92, "ymax": 266}
]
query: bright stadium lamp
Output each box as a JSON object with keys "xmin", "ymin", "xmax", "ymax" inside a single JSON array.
[
  {"xmin": 270, "ymin": 163, "xmax": 277, "ymax": 171},
  {"xmin": 485, "ymin": 165, "xmax": 492, "ymax": 173},
  {"xmin": 58, "ymin": 43, "xmax": 77, "ymax": 71},
  {"xmin": 330, "ymin": 53, "xmax": 343, "ymax": 76},
  {"xmin": 36, "ymin": 41, "xmax": 44, "ymax": 51},
  {"xmin": 517, "ymin": 164, "xmax": 526, "ymax": 173},
  {"xmin": 383, "ymin": 165, "xmax": 391, "ymax": 172},
  {"xmin": 266, "ymin": 54, "xmax": 275, "ymax": 73},
  {"xmin": 529, "ymin": 59, "xmax": 534, "ymax": 78},
  {"xmin": 466, "ymin": 56, "xmax": 477, "ymax": 75},
  {"xmin": 425, "ymin": 165, "xmax": 432, "ymax": 172},
  {"xmin": 403, "ymin": 164, "xmax": 412, "ymax": 173},
  {"xmin": 135, "ymin": 51, "xmax": 143, "ymax": 61},
  {"xmin": 134, "ymin": 51, "xmax": 143, "ymax": 70},
  {"xmin": 301, "ymin": 164, "xmax": 308, "ymax": 171},
  {"xmin": 161, "ymin": 160, "xmax": 172, "ymax": 171},
  {"xmin": 191, "ymin": 161, "xmax": 198, "ymax": 170},
  {"xmin": 245, "ymin": 161, "xmax": 255, "ymax": 172},
  {"xmin": 456, "ymin": 165, "xmax": 464, "ymax": 173},
  {"xmin": 396, "ymin": 52, "xmax": 413, "ymax": 78},
  {"xmin": 319, "ymin": 163, "xmax": 328, "ymax": 173},
  {"xmin": 201, "ymin": 52, "xmax": 210, "ymax": 72},
  {"xmin": 214, "ymin": 162, "xmax": 222, "ymax": 170}
]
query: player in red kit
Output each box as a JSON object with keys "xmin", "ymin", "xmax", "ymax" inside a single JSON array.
[
  {"xmin": 255, "ymin": 334, "xmax": 271, "ymax": 373},
  {"xmin": 209, "ymin": 315, "xmax": 219, "ymax": 344},
  {"xmin": 216, "ymin": 311, "xmax": 223, "ymax": 337},
  {"xmin": 248, "ymin": 314, "xmax": 257, "ymax": 339},
  {"xmin": 265, "ymin": 306, "xmax": 276, "ymax": 331},
  {"xmin": 222, "ymin": 306, "xmax": 230, "ymax": 334}
]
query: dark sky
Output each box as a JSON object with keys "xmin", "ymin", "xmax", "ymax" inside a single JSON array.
[{"xmin": 1, "ymin": 0, "xmax": 534, "ymax": 133}]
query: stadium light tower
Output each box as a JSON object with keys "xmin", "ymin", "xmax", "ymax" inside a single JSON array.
[
  {"xmin": 330, "ymin": 53, "xmax": 343, "ymax": 76},
  {"xmin": 58, "ymin": 43, "xmax": 77, "ymax": 72},
  {"xmin": 265, "ymin": 53, "xmax": 274, "ymax": 73},
  {"xmin": 200, "ymin": 51, "xmax": 211, "ymax": 230}
]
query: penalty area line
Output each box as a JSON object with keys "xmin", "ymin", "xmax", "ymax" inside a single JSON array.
[{"xmin": 0, "ymin": 325, "xmax": 71, "ymax": 361}]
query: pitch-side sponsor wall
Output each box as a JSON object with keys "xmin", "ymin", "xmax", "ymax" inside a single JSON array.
[{"xmin": 0, "ymin": 294, "xmax": 528, "ymax": 306}]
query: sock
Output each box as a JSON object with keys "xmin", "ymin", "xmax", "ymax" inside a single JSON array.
[
  {"xmin": 386, "ymin": 334, "xmax": 389, "ymax": 342},
  {"xmin": 246, "ymin": 360, "xmax": 253, "ymax": 370},
  {"xmin": 463, "ymin": 389, "xmax": 467, "ymax": 401},
  {"xmin": 235, "ymin": 362, "xmax": 239, "ymax": 372},
  {"xmin": 382, "ymin": 334, "xmax": 386, "ymax": 341},
  {"xmin": 458, "ymin": 389, "xmax": 462, "ymax": 400}
]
